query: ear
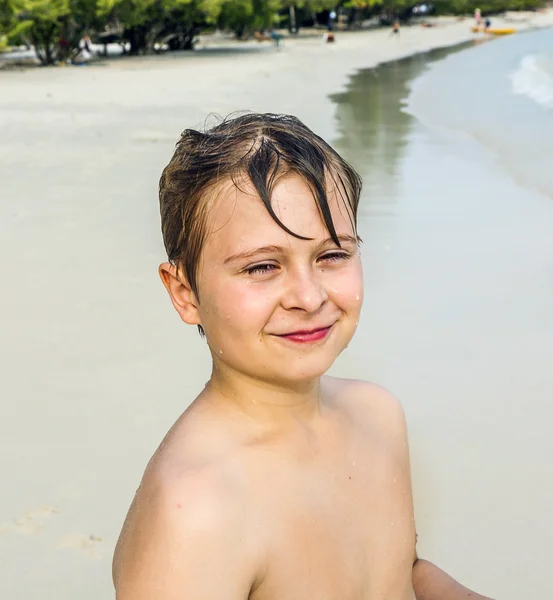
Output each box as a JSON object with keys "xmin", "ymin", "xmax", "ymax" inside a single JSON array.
[{"xmin": 158, "ymin": 262, "xmax": 201, "ymax": 327}]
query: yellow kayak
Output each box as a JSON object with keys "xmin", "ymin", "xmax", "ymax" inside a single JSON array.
[{"xmin": 471, "ymin": 26, "xmax": 516, "ymax": 35}]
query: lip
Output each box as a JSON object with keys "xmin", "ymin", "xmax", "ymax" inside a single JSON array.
[{"xmin": 276, "ymin": 325, "xmax": 334, "ymax": 344}]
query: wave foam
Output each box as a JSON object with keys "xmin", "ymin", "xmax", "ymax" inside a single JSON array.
[{"xmin": 510, "ymin": 54, "xmax": 553, "ymax": 109}]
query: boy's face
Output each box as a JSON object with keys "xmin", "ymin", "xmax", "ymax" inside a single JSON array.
[{"xmin": 168, "ymin": 174, "xmax": 363, "ymax": 385}]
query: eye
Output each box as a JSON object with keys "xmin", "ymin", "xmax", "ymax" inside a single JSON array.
[
  {"xmin": 245, "ymin": 263, "xmax": 278, "ymax": 276},
  {"xmin": 319, "ymin": 251, "xmax": 351, "ymax": 263}
]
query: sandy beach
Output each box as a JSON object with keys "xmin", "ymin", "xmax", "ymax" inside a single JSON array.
[{"xmin": 1, "ymin": 12, "xmax": 553, "ymax": 599}]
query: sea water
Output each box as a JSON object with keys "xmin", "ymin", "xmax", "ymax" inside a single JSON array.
[{"xmin": 407, "ymin": 27, "xmax": 553, "ymax": 197}]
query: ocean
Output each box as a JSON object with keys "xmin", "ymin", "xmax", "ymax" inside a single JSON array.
[
  {"xmin": 331, "ymin": 31, "xmax": 553, "ymax": 599},
  {"xmin": 407, "ymin": 27, "xmax": 553, "ymax": 197}
]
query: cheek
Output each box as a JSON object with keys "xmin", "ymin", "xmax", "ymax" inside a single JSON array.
[
  {"xmin": 203, "ymin": 280, "xmax": 276, "ymax": 326},
  {"xmin": 327, "ymin": 263, "xmax": 364, "ymax": 309}
]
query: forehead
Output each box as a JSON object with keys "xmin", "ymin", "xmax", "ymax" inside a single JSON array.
[{"xmin": 203, "ymin": 175, "xmax": 355, "ymax": 257}]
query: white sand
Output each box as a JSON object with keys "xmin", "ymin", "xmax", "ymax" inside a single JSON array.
[{"xmin": 1, "ymin": 13, "xmax": 553, "ymax": 599}]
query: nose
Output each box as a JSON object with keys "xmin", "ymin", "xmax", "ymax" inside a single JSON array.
[{"xmin": 281, "ymin": 267, "xmax": 328, "ymax": 313}]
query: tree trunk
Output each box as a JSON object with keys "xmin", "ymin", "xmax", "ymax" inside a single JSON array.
[
  {"xmin": 31, "ymin": 24, "xmax": 58, "ymax": 66},
  {"xmin": 311, "ymin": 7, "xmax": 319, "ymax": 26},
  {"xmin": 288, "ymin": 5, "xmax": 297, "ymax": 33},
  {"xmin": 127, "ymin": 26, "xmax": 147, "ymax": 55},
  {"xmin": 180, "ymin": 26, "xmax": 197, "ymax": 50}
]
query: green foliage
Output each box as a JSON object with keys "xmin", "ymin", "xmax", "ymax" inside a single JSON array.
[
  {"xmin": 433, "ymin": 0, "xmax": 542, "ymax": 13},
  {"xmin": 0, "ymin": 0, "xmax": 26, "ymax": 41},
  {"xmin": 301, "ymin": 0, "xmax": 335, "ymax": 11},
  {"xmin": 342, "ymin": 0, "xmax": 374, "ymax": 9},
  {"xmin": 0, "ymin": 0, "xmax": 101, "ymax": 64},
  {"xmin": 1, "ymin": 0, "xmax": 549, "ymax": 63},
  {"xmin": 218, "ymin": 0, "xmax": 280, "ymax": 38},
  {"xmin": 20, "ymin": 0, "xmax": 70, "ymax": 64},
  {"xmin": 98, "ymin": 0, "xmax": 201, "ymax": 53},
  {"xmin": 97, "ymin": 0, "xmax": 155, "ymax": 27}
]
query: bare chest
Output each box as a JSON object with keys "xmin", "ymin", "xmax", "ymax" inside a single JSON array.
[{"xmin": 250, "ymin": 449, "xmax": 416, "ymax": 600}]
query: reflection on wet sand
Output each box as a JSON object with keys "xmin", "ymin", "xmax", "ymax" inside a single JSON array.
[{"xmin": 331, "ymin": 45, "xmax": 470, "ymax": 217}]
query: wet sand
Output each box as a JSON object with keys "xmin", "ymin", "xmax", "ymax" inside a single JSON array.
[{"xmin": 1, "ymin": 13, "xmax": 553, "ymax": 599}]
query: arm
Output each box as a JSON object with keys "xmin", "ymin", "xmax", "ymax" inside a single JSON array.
[
  {"xmin": 413, "ymin": 557, "xmax": 495, "ymax": 600},
  {"xmin": 113, "ymin": 475, "xmax": 260, "ymax": 600}
]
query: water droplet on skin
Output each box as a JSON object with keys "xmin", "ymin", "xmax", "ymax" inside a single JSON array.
[
  {"xmin": 355, "ymin": 295, "xmax": 360, "ymax": 301},
  {"xmin": 219, "ymin": 349, "xmax": 223, "ymax": 355}
]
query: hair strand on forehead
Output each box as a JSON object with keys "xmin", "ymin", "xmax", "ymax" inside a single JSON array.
[{"xmin": 159, "ymin": 112, "xmax": 362, "ymax": 309}]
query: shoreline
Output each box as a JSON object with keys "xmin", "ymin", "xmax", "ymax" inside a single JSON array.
[{"xmin": 2, "ymin": 14, "xmax": 553, "ymax": 155}]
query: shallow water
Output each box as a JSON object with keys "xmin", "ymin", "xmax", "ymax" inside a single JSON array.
[
  {"xmin": 408, "ymin": 27, "xmax": 553, "ymax": 198},
  {"xmin": 330, "ymin": 40, "xmax": 553, "ymax": 599}
]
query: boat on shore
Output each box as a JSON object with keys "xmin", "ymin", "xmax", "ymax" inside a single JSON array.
[{"xmin": 471, "ymin": 26, "xmax": 516, "ymax": 35}]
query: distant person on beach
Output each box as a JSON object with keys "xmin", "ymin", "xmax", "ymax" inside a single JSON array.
[
  {"xmin": 72, "ymin": 34, "xmax": 93, "ymax": 64},
  {"xmin": 113, "ymin": 112, "xmax": 496, "ymax": 600},
  {"xmin": 474, "ymin": 8, "xmax": 482, "ymax": 27},
  {"xmin": 325, "ymin": 10, "xmax": 336, "ymax": 42},
  {"xmin": 390, "ymin": 19, "xmax": 400, "ymax": 37},
  {"xmin": 269, "ymin": 30, "xmax": 281, "ymax": 48},
  {"xmin": 254, "ymin": 30, "xmax": 281, "ymax": 48}
]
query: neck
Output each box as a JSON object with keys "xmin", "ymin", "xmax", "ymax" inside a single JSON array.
[{"xmin": 203, "ymin": 361, "xmax": 324, "ymax": 429}]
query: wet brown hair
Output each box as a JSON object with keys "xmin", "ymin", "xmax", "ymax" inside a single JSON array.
[{"xmin": 159, "ymin": 112, "xmax": 362, "ymax": 300}]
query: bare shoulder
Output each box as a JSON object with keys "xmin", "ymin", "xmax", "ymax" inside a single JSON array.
[
  {"xmin": 113, "ymin": 410, "xmax": 263, "ymax": 599},
  {"xmin": 324, "ymin": 376, "xmax": 408, "ymax": 445},
  {"xmin": 324, "ymin": 376, "xmax": 406, "ymax": 422}
]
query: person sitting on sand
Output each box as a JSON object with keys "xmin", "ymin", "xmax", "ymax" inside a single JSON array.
[
  {"xmin": 254, "ymin": 30, "xmax": 281, "ymax": 48},
  {"xmin": 112, "ymin": 112, "xmax": 495, "ymax": 600}
]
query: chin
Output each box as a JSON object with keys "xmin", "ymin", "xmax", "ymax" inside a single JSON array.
[{"xmin": 273, "ymin": 352, "xmax": 341, "ymax": 384}]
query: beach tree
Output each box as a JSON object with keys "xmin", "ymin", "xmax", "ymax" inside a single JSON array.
[
  {"xmin": 0, "ymin": 0, "xmax": 29, "ymax": 46},
  {"xmin": 3, "ymin": 0, "xmax": 101, "ymax": 65},
  {"xmin": 432, "ymin": 0, "xmax": 544, "ymax": 13},
  {"xmin": 98, "ymin": 0, "xmax": 282, "ymax": 53},
  {"xmin": 16, "ymin": 0, "xmax": 71, "ymax": 64},
  {"xmin": 218, "ymin": 0, "xmax": 280, "ymax": 38},
  {"xmin": 279, "ymin": 0, "xmax": 336, "ymax": 34},
  {"xmin": 97, "ymin": 0, "xmax": 158, "ymax": 54},
  {"xmin": 98, "ymin": 0, "xmax": 217, "ymax": 53}
]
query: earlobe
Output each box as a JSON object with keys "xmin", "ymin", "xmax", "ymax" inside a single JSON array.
[{"xmin": 158, "ymin": 262, "xmax": 201, "ymax": 326}]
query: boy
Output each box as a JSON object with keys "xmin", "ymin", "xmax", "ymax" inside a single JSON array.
[{"xmin": 113, "ymin": 113, "xmax": 493, "ymax": 600}]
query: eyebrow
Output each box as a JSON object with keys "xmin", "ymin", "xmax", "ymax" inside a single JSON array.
[{"xmin": 223, "ymin": 234, "xmax": 358, "ymax": 265}]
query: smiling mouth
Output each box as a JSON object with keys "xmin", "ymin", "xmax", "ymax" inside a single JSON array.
[{"xmin": 276, "ymin": 325, "xmax": 334, "ymax": 344}]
